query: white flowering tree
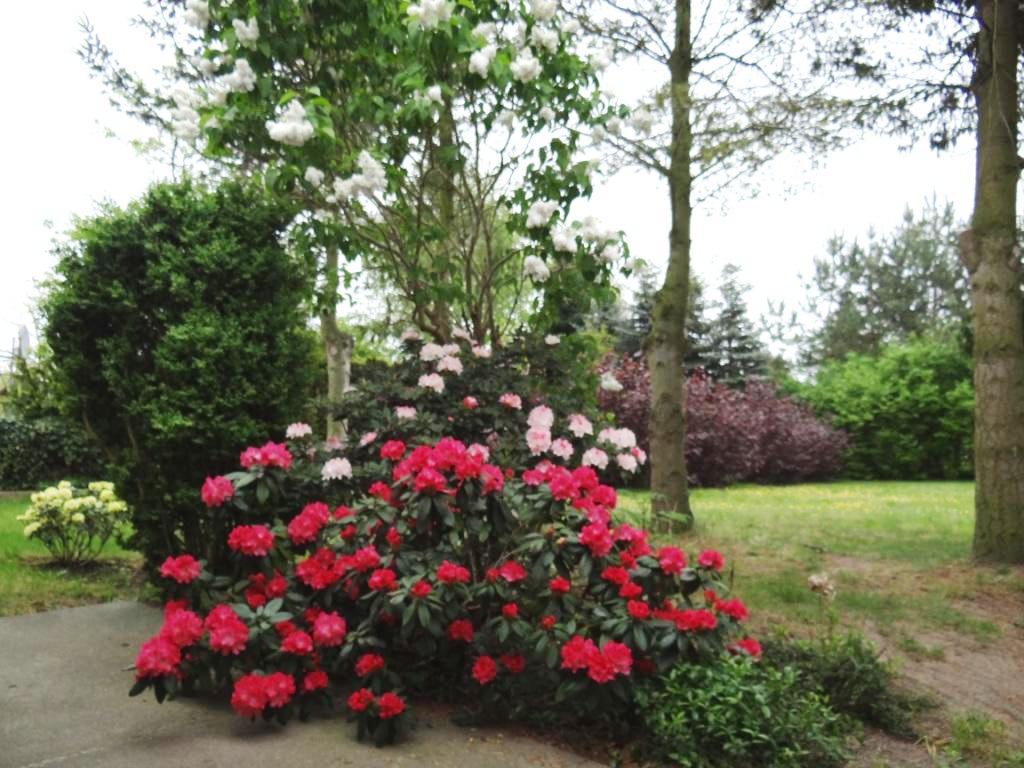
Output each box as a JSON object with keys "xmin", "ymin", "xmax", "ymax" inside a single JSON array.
[{"xmin": 83, "ymin": 0, "xmax": 632, "ymax": 435}]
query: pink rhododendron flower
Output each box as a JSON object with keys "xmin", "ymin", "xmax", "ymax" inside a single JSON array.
[
  {"xmin": 498, "ymin": 393, "xmax": 522, "ymax": 409},
  {"xmin": 159, "ymin": 609, "xmax": 203, "ymax": 648},
  {"xmin": 657, "ymin": 546, "xmax": 687, "ymax": 575},
  {"xmin": 581, "ymin": 447, "xmax": 609, "ymax": 469},
  {"xmin": 380, "ymin": 440, "xmax": 406, "ymax": 460},
  {"xmin": 135, "ymin": 636, "xmax": 181, "ymax": 679},
  {"xmin": 201, "ymin": 475, "xmax": 234, "ymax": 507},
  {"xmin": 462, "ymin": 396, "xmax": 479, "ymax": 409},
  {"xmin": 285, "ymin": 422, "xmax": 312, "ymax": 439},
  {"xmin": 526, "ymin": 426, "xmax": 552, "ymax": 455},
  {"xmin": 231, "ymin": 674, "xmax": 267, "ymax": 718},
  {"xmin": 631, "ymin": 446, "xmax": 647, "ymax": 465},
  {"xmin": 263, "ymin": 672, "xmax": 296, "ymax": 708},
  {"xmin": 359, "ymin": 431, "xmax": 377, "ymax": 446},
  {"xmin": 282, "ymin": 630, "xmax": 314, "ymax": 655},
  {"xmin": 567, "ymin": 413, "xmax": 593, "ymax": 437},
  {"xmin": 419, "ymin": 342, "xmax": 445, "ymax": 361},
  {"xmin": 550, "ymin": 438, "xmax": 573, "ymax": 460},
  {"xmin": 395, "ymin": 406, "xmax": 417, "ymax": 420},
  {"xmin": 698, "ymin": 549, "xmax": 725, "ymax": 571},
  {"xmin": 527, "ymin": 404, "xmax": 554, "ymax": 429},
  {"xmin": 471, "ymin": 345, "xmax": 492, "ymax": 358},
  {"xmin": 616, "ymin": 453, "xmax": 639, "ymax": 473},
  {"xmin": 436, "ymin": 355, "xmax": 463, "ymax": 374},
  {"xmin": 418, "ymin": 372, "xmax": 445, "ymax": 393}
]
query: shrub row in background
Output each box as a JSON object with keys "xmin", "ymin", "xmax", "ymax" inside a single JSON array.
[
  {"xmin": 598, "ymin": 356, "xmax": 847, "ymax": 487},
  {"xmin": 787, "ymin": 338, "xmax": 973, "ymax": 480},
  {"xmin": 0, "ymin": 416, "xmax": 101, "ymax": 490}
]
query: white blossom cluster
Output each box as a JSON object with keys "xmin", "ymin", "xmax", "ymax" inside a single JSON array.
[
  {"xmin": 510, "ymin": 47, "xmax": 542, "ymax": 82},
  {"xmin": 531, "ymin": 0, "xmax": 558, "ymax": 22},
  {"xmin": 330, "ymin": 151, "xmax": 387, "ymax": 201},
  {"xmin": 469, "ymin": 44, "xmax": 497, "ymax": 77},
  {"xmin": 184, "ymin": 0, "xmax": 210, "ymax": 28},
  {"xmin": 526, "ymin": 200, "xmax": 559, "ymax": 228},
  {"xmin": 523, "ymin": 255, "xmax": 551, "ymax": 283},
  {"xmin": 232, "ymin": 18, "xmax": 260, "ymax": 49},
  {"xmin": 407, "ymin": 0, "xmax": 454, "ymax": 30},
  {"xmin": 170, "ymin": 86, "xmax": 201, "ymax": 140},
  {"xmin": 266, "ymin": 100, "xmax": 315, "ymax": 146},
  {"xmin": 222, "ymin": 58, "xmax": 257, "ymax": 92},
  {"xmin": 304, "ymin": 166, "xmax": 325, "ymax": 187}
]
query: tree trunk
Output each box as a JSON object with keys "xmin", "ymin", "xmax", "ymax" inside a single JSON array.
[
  {"xmin": 647, "ymin": 0, "xmax": 693, "ymax": 531},
  {"xmin": 964, "ymin": 0, "xmax": 1024, "ymax": 562},
  {"xmin": 321, "ymin": 247, "xmax": 353, "ymax": 440}
]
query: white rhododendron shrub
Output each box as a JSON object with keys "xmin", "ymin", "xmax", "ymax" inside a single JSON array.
[
  {"xmin": 133, "ymin": 433, "xmax": 759, "ymax": 745},
  {"xmin": 18, "ymin": 481, "xmax": 130, "ymax": 565}
]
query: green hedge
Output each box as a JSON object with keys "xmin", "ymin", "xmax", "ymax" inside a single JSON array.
[
  {"xmin": 789, "ymin": 339, "xmax": 973, "ymax": 480},
  {"xmin": 0, "ymin": 416, "xmax": 101, "ymax": 490}
]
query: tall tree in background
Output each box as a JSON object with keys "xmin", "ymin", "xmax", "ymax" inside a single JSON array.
[
  {"xmin": 705, "ymin": 264, "xmax": 768, "ymax": 386},
  {"xmin": 800, "ymin": 202, "xmax": 971, "ymax": 364},
  {"xmin": 572, "ymin": 0, "xmax": 858, "ymax": 528},
  {"xmin": 774, "ymin": 0, "xmax": 1024, "ymax": 561}
]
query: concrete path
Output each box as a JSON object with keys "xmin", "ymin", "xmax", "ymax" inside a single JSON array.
[{"xmin": 0, "ymin": 602, "xmax": 605, "ymax": 768}]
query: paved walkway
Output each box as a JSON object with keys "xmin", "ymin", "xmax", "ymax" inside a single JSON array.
[{"xmin": 0, "ymin": 602, "xmax": 604, "ymax": 768}]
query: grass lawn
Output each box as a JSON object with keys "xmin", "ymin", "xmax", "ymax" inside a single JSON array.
[
  {"xmin": 0, "ymin": 493, "xmax": 142, "ymax": 616},
  {"xmin": 618, "ymin": 481, "xmax": 1015, "ymax": 638}
]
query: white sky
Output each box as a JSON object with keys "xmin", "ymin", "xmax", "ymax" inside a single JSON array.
[{"xmin": 0, "ymin": 0, "xmax": 978, "ymax": 359}]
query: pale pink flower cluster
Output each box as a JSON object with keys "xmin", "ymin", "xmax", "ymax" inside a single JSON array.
[
  {"xmin": 436, "ymin": 355, "xmax": 463, "ymax": 374},
  {"xmin": 285, "ymin": 422, "xmax": 312, "ymax": 439},
  {"xmin": 499, "ymin": 393, "xmax": 522, "ymax": 410},
  {"xmin": 551, "ymin": 438, "xmax": 573, "ymax": 460},
  {"xmin": 418, "ymin": 373, "xmax": 445, "ymax": 393},
  {"xmin": 322, "ymin": 457, "xmax": 353, "ymax": 481},
  {"xmin": 598, "ymin": 427, "xmax": 636, "ymax": 450},
  {"xmin": 395, "ymin": 406, "xmax": 417, "ymax": 420},
  {"xmin": 359, "ymin": 432, "xmax": 377, "ymax": 447},
  {"xmin": 471, "ymin": 345, "xmax": 492, "ymax": 358},
  {"xmin": 527, "ymin": 405, "xmax": 554, "ymax": 429},
  {"xmin": 581, "ymin": 447, "xmax": 609, "ymax": 469},
  {"xmin": 526, "ymin": 427, "xmax": 551, "ymax": 455},
  {"xmin": 567, "ymin": 413, "xmax": 593, "ymax": 438}
]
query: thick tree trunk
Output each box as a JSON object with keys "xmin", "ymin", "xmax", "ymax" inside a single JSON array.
[
  {"xmin": 964, "ymin": 0, "xmax": 1024, "ymax": 562},
  {"xmin": 321, "ymin": 247, "xmax": 353, "ymax": 439},
  {"xmin": 647, "ymin": 0, "xmax": 693, "ymax": 531}
]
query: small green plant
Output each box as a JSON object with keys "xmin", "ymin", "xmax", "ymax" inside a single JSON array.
[
  {"xmin": 938, "ymin": 711, "xmax": 1024, "ymax": 767},
  {"xmin": 17, "ymin": 481, "xmax": 131, "ymax": 565},
  {"xmin": 636, "ymin": 656, "xmax": 851, "ymax": 768},
  {"xmin": 760, "ymin": 632, "xmax": 928, "ymax": 738}
]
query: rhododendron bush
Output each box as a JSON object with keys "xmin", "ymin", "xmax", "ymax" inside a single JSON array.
[{"xmin": 130, "ymin": 347, "xmax": 758, "ymax": 742}]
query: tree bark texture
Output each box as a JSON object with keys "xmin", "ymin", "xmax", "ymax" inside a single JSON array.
[
  {"xmin": 965, "ymin": 0, "xmax": 1024, "ymax": 561},
  {"xmin": 647, "ymin": 0, "xmax": 694, "ymax": 530},
  {"xmin": 321, "ymin": 246, "xmax": 353, "ymax": 440}
]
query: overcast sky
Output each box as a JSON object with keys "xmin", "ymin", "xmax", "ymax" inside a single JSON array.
[{"xmin": 0, "ymin": 0, "xmax": 978, "ymax": 359}]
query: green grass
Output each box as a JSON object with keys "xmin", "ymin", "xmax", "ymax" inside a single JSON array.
[
  {"xmin": 618, "ymin": 482, "xmax": 1009, "ymax": 641},
  {"xmin": 0, "ymin": 493, "xmax": 142, "ymax": 616}
]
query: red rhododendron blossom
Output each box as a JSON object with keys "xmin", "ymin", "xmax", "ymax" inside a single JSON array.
[
  {"xmin": 728, "ymin": 637, "xmax": 763, "ymax": 658},
  {"xmin": 204, "ymin": 605, "xmax": 248, "ymax": 655},
  {"xmin": 334, "ymin": 505, "xmax": 354, "ymax": 520},
  {"xmin": 347, "ymin": 688, "xmax": 374, "ymax": 713},
  {"xmin": 548, "ymin": 471, "xmax": 580, "ymax": 502},
  {"xmin": 462, "ymin": 396, "xmax": 478, "ymax": 409},
  {"xmin": 296, "ymin": 548, "xmax": 342, "ymax": 590},
  {"xmin": 674, "ymin": 608, "xmax": 718, "ymax": 632},
  {"xmin": 266, "ymin": 571, "xmax": 287, "ymax": 597},
  {"xmin": 549, "ymin": 576, "xmax": 571, "ymax": 594},
  {"xmin": 579, "ymin": 522, "xmax": 614, "ymax": 558},
  {"xmin": 275, "ymin": 620, "xmax": 297, "ymax": 639},
  {"xmin": 560, "ymin": 636, "xmax": 597, "ymax": 672},
  {"xmin": 281, "ymin": 630, "xmax": 314, "ymax": 655},
  {"xmin": 539, "ymin": 614, "xmax": 557, "ymax": 630},
  {"xmin": 355, "ymin": 653, "xmax": 385, "ymax": 677},
  {"xmin": 585, "ymin": 650, "xmax": 617, "ymax": 683},
  {"xmin": 227, "ymin": 525, "xmax": 274, "ymax": 557},
  {"xmin": 601, "ymin": 641, "xmax": 633, "ymax": 676},
  {"xmin": 245, "ymin": 573, "xmax": 270, "ymax": 608},
  {"xmin": 159, "ymin": 554, "xmax": 201, "ymax": 584},
  {"xmin": 287, "ymin": 501, "xmax": 330, "ymax": 545},
  {"xmin": 135, "ymin": 636, "xmax": 181, "ymax": 679},
  {"xmin": 312, "ymin": 611, "xmax": 347, "ymax": 647},
  {"xmin": 521, "ymin": 468, "xmax": 545, "ymax": 486},
  {"xmin": 385, "ymin": 526, "xmax": 402, "ymax": 549},
  {"xmin": 501, "ymin": 602, "xmax": 519, "ymax": 620},
  {"xmin": 498, "ymin": 561, "xmax": 527, "ymax": 583},
  {"xmin": 368, "ymin": 568, "xmax": 398, "ymax": 592},
  {"xmin": 601, "ymin": 566, "xmax": 630, "ymax": 586},
  {"xmin": 414, "ymin": 468, "xmax": 448, "ymax": 494},
  {"xmin": 485, "ymin": 567, "xmax": 500, "ymax": 582},
  {"xmin": 380, "ymin": 440, "xmax": 406, "ymax": 461},
  {"xmin": 160, "ymin": 609, "xmax": 203, "ymax": 648},
  {"xmin": 368, "ymin": 482, "xmax": 392, "ymax": 503},
  {"xmin": 500, "ymin": 653, "xmax": 525, "ymax": 674},
  {"xmin": 240, "ymin": 441, "xmax": 293, "ymax": 471},
  {"xmin": 481, "ymin": 464, "xmax": 505, "ymax": 494},
  {"xmin": 619, "ymin": 581, "xmax": 643, "ymax": 599},
  {"xmin": 447, "ymin": 619, "xmax": 474, "ymax": 642},
  {"xmin": 436, "ymin": 560, "xmax": 471, "ymax": 584},
  {"xmin": 231, "ymin": 674, "xmax": 268, "ymax": 718},
  {"xmin": 163, "ymin": 599, "xmax": 188, "ymax": 618},
  {"xmin": 697, "ymin": 549, "xmax": 725, "ymax": 571},
  {"xmin": 263, "ymin": 672, "xmax": 296, "ymax": 708},
  {"xmin": 377, "ymin": 692, "xmax": 405, "ymax": 719},
  {"xmin": 303, "ymin": 669, "xmax": 329, "ymax": 693},
  {"xmin": 352, "ymin": 546, "xmax": 381, "ymax": 572},
  {"xmin": 590, "ymin": 484, "xmax": 617, "ymax": 508},
  {"xmin": 657, "ymin": 546, "xmax": 687, "ymax": 575},
  {"xmin": 201, "ymin": 475, "xmax": 234, "ymax": 507},
  {"xmin": 715, "ymin": 598, "xmax": 749, "ymax": 622},
  {"xmin": 498, "ymin": 393, "xmax": 522, "ymax": 410},
  {"xmin": 627, "ymin": 600, "xmax": 651, "ymax": 621},
  {"xmin": 410, "ymin": 580, "xmax": 432, "ymax": 599},
  {"xmin": 472, "ymin": 655, "xmax": 498, "ymax": 685}
]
